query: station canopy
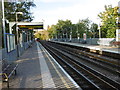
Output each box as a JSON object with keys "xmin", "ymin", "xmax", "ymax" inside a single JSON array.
[{"xmin": 17, "ymin": 22, "xmax": 43, "ymax": 30}]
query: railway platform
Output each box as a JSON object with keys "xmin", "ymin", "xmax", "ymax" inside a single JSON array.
[
  {"xmin": 52, "ymin": 41, "xmax": 120, "ymax": 54},
  {"xmin": 2, "ymin": 42, "xmax": 81, "ymax": 89},
  {"xmin": 51, "ymin": 41, "xmax": 120, "ymax": 59}
]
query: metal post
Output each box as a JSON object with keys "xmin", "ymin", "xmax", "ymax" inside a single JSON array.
[
  {"xmin": 2, "ymin": 0, "xmax": 6, "ymax": 49},
  {"xmin": 116, "ymin": 1, "xmax": 120, "ymax": 41},
  {"xmin": 71, "ymin": 27, "xmax": 72, "ymax": 40},
  {"xmin": 70, "ymin": 27, "xmax": 71, "ymax": 41},
  {"xmin": 56, "ymin": 32, "xmax": 57, "ymax": 40},
  {"xmin": 16, "ymin": 13, "xmax": 18, "ymax": 43},
  {"xmin": 98, "ymin": 22, "xmax": 101, "ymax": 38},
  {"xmin": 70, "ymin": 27, "xmax": 72, "ymax": 41},
  {"xmin": 77, "ymin": 25, "xmax": 79, "ymax": 41},
  {"xmin": 16, "ymin": 12, "xmax": 23, "ymax": 57},
  {"xmin": 99, "ymin": 26, "xmax": 101, "ymax": 38},
  {"xmin": 16, "ymin": 13, "xmax": 19, "ymax": 57},
  {"xmin": 66, "ymin": 29, "xmax": 67, "ymax": 42},
  {"xmin": 63, "ymin": 31, "xmax": 64, "ymax": 41},
  {"xmin": 99, "ymin": 29, "xmax": 101, "ymax": 38}
]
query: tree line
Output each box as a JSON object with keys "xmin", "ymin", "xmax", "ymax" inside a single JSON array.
[
  {"xmin": 45, "ymin": 5, "xmax": 118, "ymax": 40},
  {"xmin": 47, "ymin": 18, "xmax": 98, "ymax": 40},
  {"xmin": 2, "ymin": 2, "xmax": 119, "ymax": 40}
]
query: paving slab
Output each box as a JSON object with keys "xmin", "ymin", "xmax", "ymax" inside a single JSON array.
[{"xmin": 2, "ymin": 42, "xmax": 81, "ymax": 89}]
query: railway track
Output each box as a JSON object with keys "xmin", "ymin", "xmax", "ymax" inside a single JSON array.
[
  {"xmin": 48, "ymin": 41, "xmax": 120, "ymax": 77},
  {"xmin": 40, "ymin": 41, "xmax": 120, "ymax": 89}
]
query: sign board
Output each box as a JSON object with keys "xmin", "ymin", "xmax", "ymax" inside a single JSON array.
[
  {"xmin": 17, "ymin": 22, "xmax": 43, "ymax": 30},
  {"xmin": 18, "ymin": 25, "xmax": 43, "ymax": 29},
  {"xmin": 83, "ymin": 33, "xmax": 87, "ymax": 40}
]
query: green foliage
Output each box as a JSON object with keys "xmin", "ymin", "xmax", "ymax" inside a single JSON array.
[
  {"xmin": 90, "ymin": 23, "xmax": 99, "ymax": 38},
  {"xmin": 98, "ymin": 5, "xmax": 118, "ymax": 38},
  {"xmin": 47, "ymin": 18, "xmax": 98, "ymax": 39},
  {"xmin": 77, "ymin": 18, "xmax": 91, "ymax": 38},
  {"xmin": 4, "ymin": 2, "xmax": 36, "ymax": 22},
  {"xmin": 48, "ymin": 25, "xmax": 57, "ymax": 38},
  {"xmin": 34, "ymin": 33, "xmax": 40, "ymax": 38},
  {"xmin": 34, "ymin": 30, "xmax": 49, "ymax": 40},
  {"xmin": 56, "ymin": 19, "xmax": 72, "ymax": 38},
  {"xmin": 47, "ymin": 20, "xmax": 72, "ymax": 39}
]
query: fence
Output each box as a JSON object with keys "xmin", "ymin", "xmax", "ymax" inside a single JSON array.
[
  {"xmin": 97, "ymin": 38, "xmax": 115, "ymax": 46},
  {"xmin": 51, "ymin": 38, "xmax": 116, "ymax": 46}
]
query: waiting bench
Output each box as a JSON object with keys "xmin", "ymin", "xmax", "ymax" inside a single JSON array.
[{"xmin": 0, "ymin": 59, "xmax": 18, "ymax": 88}]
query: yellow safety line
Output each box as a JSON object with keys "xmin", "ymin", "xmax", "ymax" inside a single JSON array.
[{"xmin": 44, "ymin": 49, "xmax": 71, "ymax": 88}]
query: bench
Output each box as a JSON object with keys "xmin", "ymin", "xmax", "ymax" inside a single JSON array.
[{"xmin": 0, "ymin": 59, "xmax": 18, "ymax": 88}]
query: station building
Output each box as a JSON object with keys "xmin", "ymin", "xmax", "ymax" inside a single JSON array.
[{"xmin": 2, "ymin": 22, "xmax": 43, "ymax": 63}]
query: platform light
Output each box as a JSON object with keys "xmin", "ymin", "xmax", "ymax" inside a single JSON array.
[
  {"xmin": 16, "ymin": 12, "xmax": 23, "ymax": 15},
  {"xmin": 16, "ymin": 12, "xmax": 23, "ymax": 57}
]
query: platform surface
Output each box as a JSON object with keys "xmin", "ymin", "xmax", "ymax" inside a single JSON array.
[
  {"xmin": 53, "ymin": 41, "xmax": 120, "ymax": 54},
  {"xmin": 2, "ymin": 42, "xmax": 80, "ymax": 89}
]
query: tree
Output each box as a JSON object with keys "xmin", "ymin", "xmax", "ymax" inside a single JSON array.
[
  {"xmin": 77, "ymin": 18, "xmax": 91, "ymax": 38},
  {"xmin": 71, "ymin": 24, "xmax": 76, "ymax": 38},
  {"xmin": 98, "ymin": 5, "xmax": 118, "ymax": 38},
  {"xmin": 56, "ymin": 19, "xmax": 72, "ymax": 39},
  {"xmin": 47, "ymin": 25, "xmax": 57, "ymax": 39},
  {"xmin": 4, "ymin": 2, "xmax": 36, "ymax": 22},
  {"xmin": 90, "ymin": 23, "xmax": 99, "ymax": 38},
  {"xmin": 34, "ymin": 30, "xmax": 49, "ymax": 40},
  {"xmin": 47, "ymin": 19, "xmax": 97, "ymax": 40}
]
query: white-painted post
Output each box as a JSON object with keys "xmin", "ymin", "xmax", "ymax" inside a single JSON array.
[
  {"xmin": 2, "ymin": 0, "xmax": 6, "ymax": 49},
  {"xmin": 116, "ymin": 1, "xmax": 120, "ymax": 41}
]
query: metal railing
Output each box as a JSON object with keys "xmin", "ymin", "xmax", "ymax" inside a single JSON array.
[{"xmin": 50, "ymin": 38, "xmax": 115, "ymax": 46}]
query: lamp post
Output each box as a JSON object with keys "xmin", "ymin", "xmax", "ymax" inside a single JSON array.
[
  {"xmin": 69, "ymin": 27, "xmax": 72, "ymax": 41},
  {"xmin": 77, "ymin": 24, "xmax": 80, "ymax": 42},
  {"xmin": 116, "ymin": 1, "xmax": 120, "ymax": 42},
  {"xmin": 2, "ymin": 0, "xmax": 6, "ymax": 49},
  {"xmin": 65, "ymin": 28, "xmax": 68, "ymax": 41},
  {"xmin": 62, "ymin": 29, "xmax": 64, "ymax": 41},
  {"xmin": 66, "ymin": 28, "xmax": 68, "ymax": 41},
  {"xmin": 16, "ymin": 12, "xmax": 23, "ymax": 43},
  {"xmin": 16, "ymin": 12, "xmax": 23, "ymax": 57},
  {"xmin": 41, "ymin": 19, "xmax": 45, "ymax": 34},
  {"xmin": 98, "ymin": 23, "xmax": 101, "ymax": 38}
]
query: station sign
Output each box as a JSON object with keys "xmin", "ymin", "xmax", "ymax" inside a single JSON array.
[
  {"xmin": 18, "ymin": 25, "xmax": 43, "ymax": 29},
  {"xmin": 83, "ymin": 33, "xmax": 87, "ymax": 40},
  {"xmin": 17, "ymin": 22, "xmax": 43, "ymax": 30}
]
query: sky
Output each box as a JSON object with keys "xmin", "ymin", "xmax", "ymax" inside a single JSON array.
[{"xmin": 31, "ymin": 0, "xmax": 119, "ymax": 29}]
